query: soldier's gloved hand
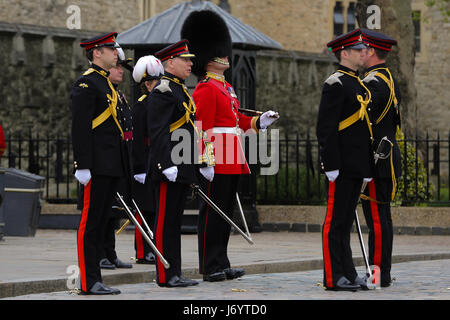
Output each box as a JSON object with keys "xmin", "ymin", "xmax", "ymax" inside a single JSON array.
[
  {"xmin": 134, "ymin": 173, "xmax": 146, "ymax": 184},
  {"xmin": 199, "ymin": 166, "xmax": 214, "ymax": 182},
  {"xmin": 363, "ymin": 177, "xmax": 373, "ymax": 183},
  {"xmin": 75, "ymin": 169, "xmax": 91, "ymax": 186},
  {"xmin": 259, "ymin": 110, "xmax": 280, "ymax": 131},
  {"xmin": 162, "ymin": 166, "xmax": 178, "ymax": 182},
  {"xmin": 325, "ymin": 170, "xmax": 339, "ymax": 182}
]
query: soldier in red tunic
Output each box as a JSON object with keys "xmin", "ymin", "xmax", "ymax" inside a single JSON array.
[
  {"xmin": 181, "ymin": 10, "xmax": 279, "ymax": 282},
  {"xmin": 0, "ymin": 124, "xmax": 5, "ymax": 159}
]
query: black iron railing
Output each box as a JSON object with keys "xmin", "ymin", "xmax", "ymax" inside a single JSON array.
[
  {"xmin": 0, "ymin": 131, "xmax": 448, "ymax": 206},
  {"xmin": 0, "ymin": 131, "xmax": 78, "ymax": 203},
  {"xmin": 255, "ymin": 131, "xmax": 449, "ymax": 206}
]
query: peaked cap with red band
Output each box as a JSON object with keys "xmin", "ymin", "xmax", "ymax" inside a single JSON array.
[
  {"xmin": 327, "ymin": 29, "xmax": 367, "ymax": 53},
  {"xmin": 80, "ymin": 32, "xmax": 120, "ymax": 51},
  {"xmin": 154, "ymin": 39, "xmax": 195, "ymax": 62},
  {"xmin": 360, "ymin": 28, "xmax": 397, "ymax": 51}
]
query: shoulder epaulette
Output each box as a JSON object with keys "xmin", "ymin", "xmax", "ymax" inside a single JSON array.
[
  {"xmin": 83, "ymin": 68, "xmax": 95, "ymax": 76},
  {"xmin": 362, "ymin": 70, "xmax": 379, "ymax": 83},
  {"xmin": 155, "ymin": 79, "xmax": 172, "ymax": 94},
  {"xmin": 138, "ymin": 94, "xmax": 147, "ymax": 102},
  {"xmin": 325, "ymin": 72, "xmax": 344, "ymax": 86}
]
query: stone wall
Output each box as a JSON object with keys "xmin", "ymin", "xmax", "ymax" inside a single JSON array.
[
  {"xmin": 0, "ymin": 22, "xmax": 330, "ymax": 137},
  {"xmin": 412, "ymin": 0, "xmax": 450, "ymax": 137},
  {"xmin": 255, "ymin": 50, "xmax": 336, "ymax": 136},
  {"xmin": 0, "ymin": 0, "xmax": 448, "ymax": 138},
  {"xmin": 257, "ymin": 205, "xmax": 450, "ymax": 235},
  {"xmin": 0, "ymin": 0, "xmax": 141, "ymax": 33},
  {"xmin": 0, "ymin": 25, "xmax": 133, "ymax": 136},
  {"xmin": 228, "ymin": 0, "xmax": 332, "ymax": 53}
]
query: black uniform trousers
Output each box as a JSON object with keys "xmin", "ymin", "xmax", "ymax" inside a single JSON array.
[
  {"xmin": 77, "ymin": 175, "xmax": 119, "ymax": 292},
  {"xmin": 100, "ymin": 209, "xmax": 120, "ymax": 263},
  {"xmin": 197, "ymin": 174, "xmax": 240, "ymax": 275},
  {"xmin": 153, "ymin": 181, "xmax": 190, "ymax": 285},
  {"xmin": 361, "ymin": 178, "xmax": 393, "ymax": 285},
  {"xmin": 100, "ymin": 175, "xmax": 131, "ymax": 263},
  {"xmin": 322, "ymin": 176, "xmax": 362, "ymax": 288},
  {"xmin": 133, "ymin": 179, "xmax": 156, "ymax": 259}
]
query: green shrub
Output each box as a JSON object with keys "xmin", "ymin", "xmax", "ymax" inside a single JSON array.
[{"xmin": 394, "ymin": 130, "xmax": 434, "ymax": 205}]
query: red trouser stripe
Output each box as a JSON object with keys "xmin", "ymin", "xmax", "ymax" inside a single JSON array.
[
  {"xmin": 156, "ymin": 182, "xmax": 167, "ymax": 283},
  {"xmin": 368, "ymin": 180, "xmax": 382, "ymax": 266},
  {"xmin": 135, "ymin": 214, "xmax": 144, "ymax": 259},
  {"xmin": 323, "ymin": 181, "xmax": 335, "ymax": 288},
  {"xmin": 77, "ymin": 181, "xmax": 91, "ymax": 292},
  {"xmin": 201, "ymin": 182, "xmax": 212, "ymax": 273}
]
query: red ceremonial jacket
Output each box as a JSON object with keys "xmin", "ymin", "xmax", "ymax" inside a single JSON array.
[{"xmin": 193, "ymin": 73, "xmax": 259, "ymax": 174}]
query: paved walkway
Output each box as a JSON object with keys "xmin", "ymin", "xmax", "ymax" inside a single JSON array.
[
  {"xmin": 6, "ymin": 260, "xmax": 450, "ymax": 300},
  {"xmin": 1, "ymin": 229, "xmax": 450, "ymax": 300}
]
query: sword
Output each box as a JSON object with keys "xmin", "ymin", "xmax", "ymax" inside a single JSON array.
[
  {"xmin": 191, "ymin": 184, "xmax": 254, "ymax": 245},
  {"xmin": 115, "ymin": 192, "xmax": 170, "ymax": 269},
  {"xmin": 116, "ymin": 200, "xmax": 155, "ymax": 240},
  {"xmin": 116, "ymin": 219, "xmax": 130, "ymax": 235},
  {"xmin": 132, "ymin": 198, "xmax": 154, "ymax": 239},
  {"xmin": 235, "ymin": 192, "xmax": 251, "ymax": 238},
  {"xmin": 238, "ymin": 108, "xmax": 263, "ymax": 116}
]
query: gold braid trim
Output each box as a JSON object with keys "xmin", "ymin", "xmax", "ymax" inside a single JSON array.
[
  {"xmin": 88, "ymin": 68, "xmax": 123, "ymax": 138},
  {"xmin": 336, "ymin": 70, "xmax": 373, "ymax": 140}
]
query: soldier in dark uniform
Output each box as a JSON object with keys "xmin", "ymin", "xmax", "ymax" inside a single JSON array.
[
  {"xmin": 316, "ymin": 29, "xmax": 374, "ymax": 291},
  {"xmin": 360, "ymin": 29, "xmax": 402, "ymax": 288},
  {"xmin": 147, "ymin": 40, "xmax": 199, "ymax": 287},
  {"xmin": 131, "ymin": 55, "xmax": 164, "ymax": 265},
  {"xmin": 99, "ymin": 46, "xmax": 134, "ymax": 270},
  {"xmin": 181, "ymin": 10, "xmax": 279, "ymax": 282},
  {"xmin": 71, "ymin": 32, "xmax": 123, "ymax": 295}
]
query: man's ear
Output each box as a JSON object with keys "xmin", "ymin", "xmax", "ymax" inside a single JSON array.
[
  {"xmin": 92, "ymin": 48, "xmax": 102, "ymax": 59},
  {"xmin": 341, "ymin": 49, "xmax": 349, "ymax": 59}
]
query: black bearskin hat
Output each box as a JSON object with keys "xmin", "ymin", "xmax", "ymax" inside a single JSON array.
[{"xmin": 181, "ymin": 10, "xmax": 232, "ymax": 77}]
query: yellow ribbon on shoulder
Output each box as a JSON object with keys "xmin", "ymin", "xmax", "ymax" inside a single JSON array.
[{"xmin": 84, "ymin": 68, "xmax": 123, "ymax": 138}]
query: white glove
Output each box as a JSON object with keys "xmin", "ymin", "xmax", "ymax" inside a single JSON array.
[
  {"xmin": 259, "ymin": 110, "xmax": 280, "ymax": 130},
  {"xmin": 134, "ymin": 173, "xmax": 146, "ymax": 184},
  {"xmin": 199, "ymin": 166, "xmax": 214, "ymax": 182},
  {"xmin": 74, "ymin": 169, "xmax": 91, "ymax": 186},
  {"xmin": 363, "ymin": 177, "xmax": 373, "ymax": 183},
  {"xmin": 162, "ymin": 166, "xmax": 178, "ymax": 182},
  {"xmin": 325, "ymin": 170, "xmax": 339, "ymax": 182}
]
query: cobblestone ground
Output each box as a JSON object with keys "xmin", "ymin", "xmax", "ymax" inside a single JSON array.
[{"xmin": 5, "ymin": 259, "xmax": 450, "ymax": 301}]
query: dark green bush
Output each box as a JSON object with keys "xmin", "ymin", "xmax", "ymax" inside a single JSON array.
[{"xmin": 394, "ymin": 130, "xmax": 434, "ymax": 205}]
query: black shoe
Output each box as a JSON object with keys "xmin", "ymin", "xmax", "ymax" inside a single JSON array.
[
  {"xmin": 80, "ymin": 282, "xmax": 121, "ymax": 295},
  {"xmin": 99, "ymin": 258, "xmax": 115, "ymax": 270},
  {"xmin": 353, "ymin": 275, "xmax": 369, "ymax": 290},
  {"xmin": 326, "ymin": 276, "xmax": 360, "ymax": 292},
  {"xmin": 136, "ymin": 252, "xmax": 156, "ymax": 264},
  {"xmin": 381, "ymin": 280, "xmax": 393, "ymax": 287},
  {"xmin": 381, "ymin": 275, "xmax": 393, "ymax": 287},
  {"xmin": 203, "ymin": 271, "xmax": 226, "ymax": 282},
  {"xmin": 223, "ymin": 268, "xmax": 245, "ymax": 280},
  {"xmin": 159, "ymin": 275, "xmax": 198, "ymax": 288},
  {"xmin": 114, "ymin": 258, "xmax": 133, "ymax": 269},
  {"xmin": 180, "ymin": 276, "xmax": 199, "ymax": 286}
]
